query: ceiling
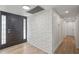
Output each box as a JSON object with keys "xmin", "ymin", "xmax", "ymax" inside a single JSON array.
[
  {"xmin": 0, "ymin": 5, "xmax": 37, "ymax": 16},
  {"xmin": 0, "ymin": 5, "xmax": 56, "ymax": 16},
  {"xmin": 0, "ymin": 5, "xmax": 79, "ymax": 22},
  {"xmin": 53, "ymin": 5, "xmax": 79, "ymax": 22},
  {"xmin": 41, "ymin": 5, "xmax": 79, "ymax": 22}
]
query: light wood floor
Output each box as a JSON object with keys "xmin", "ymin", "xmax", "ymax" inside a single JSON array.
[
  {"xmin": 55, "ymin": 36, "xmax": 76, "ymax": 54},
  {"xmin": 54, "ymin": 36, "xmax": 79, "ymax": 54},
  {"xmin": 0, "ymin": 43, "xmax": 46, "ymax": 54},
  {"xmin": 1, "ymin": 36, "xmax": 79, "ymax": 54}
]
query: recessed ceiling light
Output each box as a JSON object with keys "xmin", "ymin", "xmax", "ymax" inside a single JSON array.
[
  {"xmin": 65, "ymin": 10, "xmax": 69, "ymax": 14},
  {"xmin": 22, "ymin": 6, "xmax": 30, "ymax": 10}
]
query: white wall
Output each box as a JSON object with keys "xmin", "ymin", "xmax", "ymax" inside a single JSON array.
[
  {"xmin": 52, "ymin": 11, "xmax": 64, "ymax": 53},
  {"xmin": 27, "ymin": 9, "xmax": 53, "ymax": 53},
  {"xmin": 27, "ymin": 9, "xmax": 64, "ymax": 53},
  {"xmin": 75, "ymin": 20, "xmax": 79, "ymax": 48},
  {"xmin": 63, "ymin": 21, "xmax": 76, "ymax": 37}
]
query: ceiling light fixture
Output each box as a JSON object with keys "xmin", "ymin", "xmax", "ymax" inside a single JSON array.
[
  {"xmin": 22, "ymin": 6, "xmax": 30, "ymax": 10},
  {"xmin": 65, "ymin": 10, "xmax": 69, "ymax": 14}
]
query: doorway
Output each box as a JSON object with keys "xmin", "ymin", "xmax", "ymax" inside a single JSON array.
[{"xmin": 0, "ymin": 11, "xmax": 27, "ymax": 49}]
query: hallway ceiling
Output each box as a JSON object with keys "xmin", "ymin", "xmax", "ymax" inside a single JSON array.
[
  {"xmin": 41, "ymin": 5, "xmax": 79, "ymax": 22},
  {"xmin": 54, "ymin": 5, "xmax": 79, "ymax": 18},
  {"xmin": 53, "ymin": 5, "xmax": 79, "ymax": 21}
]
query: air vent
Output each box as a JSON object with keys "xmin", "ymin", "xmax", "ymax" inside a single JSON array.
[{"xmin": 27, "ymin": 6, "xmax": 44, "ymax": 14}]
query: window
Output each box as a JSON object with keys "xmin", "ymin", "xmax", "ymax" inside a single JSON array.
[
  {"xmin": 23, "ymin": 18, "xmax": 26, "ymax": 39},
  {"xmin": 1, "ymin": 15, "xmax": 6, "ymax": 45}
]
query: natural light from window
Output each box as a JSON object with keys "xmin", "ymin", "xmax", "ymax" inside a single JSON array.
[
  {"xmin": 23, "ymin": 18, "xmax": 26, "ymax": 39},
  {"xmin": 1, "ymin": 15, "xmax": 6, "ymax": 45}
]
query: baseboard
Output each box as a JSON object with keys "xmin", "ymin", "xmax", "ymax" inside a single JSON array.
[
  {"xmin": 27, "ymin": 42, "xmax": 48, "ymax": 54},
  {"xmin": 54, "ymin": 39, "xmax": 64, "ymax": 53}
]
